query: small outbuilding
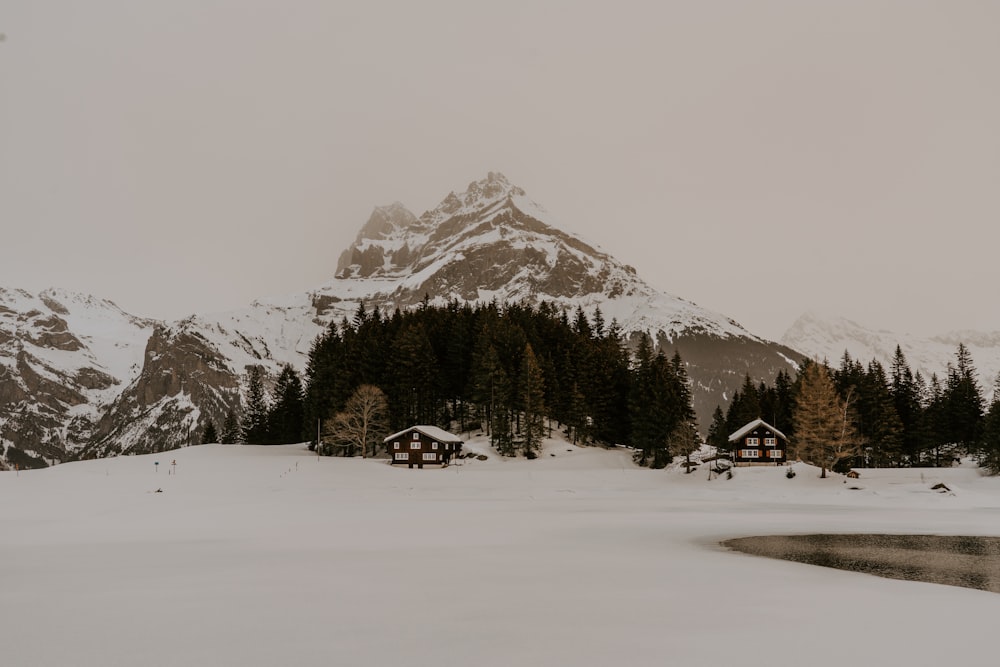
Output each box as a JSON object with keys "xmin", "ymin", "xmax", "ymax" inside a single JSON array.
[
  {"xmin": 728, "ymin": 418, "xmax": 788, "ymax": 467},
  {"xmin": 384, "ymin": 425, "xmax": 464, "ymax": 468}
]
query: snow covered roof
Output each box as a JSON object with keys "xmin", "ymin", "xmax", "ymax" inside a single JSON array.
[
  {"xmin": 383, "ymin": 425, "xmax": 464, "ymax": 444},
  {"xmin": 728, "ymin": 418, "xmax": 787, "ymax": 443}
]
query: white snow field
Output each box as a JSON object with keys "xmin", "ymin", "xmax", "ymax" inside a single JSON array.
[{"xmin": 3, "ymin": 439, "xmax": 1000, "ymax": 667}]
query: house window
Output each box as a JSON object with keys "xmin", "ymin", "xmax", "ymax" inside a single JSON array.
[
  {"xmin": 432, "ymin": 442, "xmax": 438, "ymax": 450},
  {"xmin": 410, "ymin": 442, "xmax": 420, "ymax": 449},
  {"xmin": 769, "ymin": 449, "xmax": 782, "ymax": 458},
  {"xmin": 394, "ymin": 453, "xmax": 409, "ymax": 461},
  {"xmin": 413, "ymin": 433, "xmax": 419, "ymax": 440},
  {"xmin": 764, "ymin": 437, "xmax": 776, "ymax": 446},
  {"xmin": 422, "ymin": 453, "xmax": 437, "ymax": 461},
  {"xmin": 393, "ymin": 442, "xmax": 400, "ymax": 450},
  {"xmin": 740, "ymin": 449, "xmax": 759, "ymax": 458},
  {"xmin": 746, "ymin": 437, "xmax": 759, "ymax": 446}
]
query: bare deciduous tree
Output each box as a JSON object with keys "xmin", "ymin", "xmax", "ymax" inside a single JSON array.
[
  {"xmin": 321, "ymin": 385, "xmax": 388, "ymax": 458},
  {"xmin": 667, "ymin": 420, "xmax": 701, "ymax": 473}
]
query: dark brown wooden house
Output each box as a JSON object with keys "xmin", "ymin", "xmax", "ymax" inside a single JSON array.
[
  {"xmin": 728, "ymin": 418, "xmax": 788, "ymax": 466},
  {"xmin": 384, "ymin": 425, "xmax": 463, "ymax": 468}
]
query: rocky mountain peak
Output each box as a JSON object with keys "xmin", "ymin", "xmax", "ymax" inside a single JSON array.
[
  {"xmin": 419, "ymin": 171, "xmax": 525, "ymax": 226},
  {"xmin": 359, "ymin": 202, "xmax": 418, "ymax": 239},
  {"xmin": 336, "ymin": 172, "xmax": 537, "ymax": 280}
]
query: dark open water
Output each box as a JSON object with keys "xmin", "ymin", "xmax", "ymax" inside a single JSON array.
[{"xmin": 723, "ymin": 534, "xmax": 1000, "ymax": 593}]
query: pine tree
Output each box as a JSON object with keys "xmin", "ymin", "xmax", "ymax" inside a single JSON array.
[
  {"xmin": 944, "ymin": 343, "xmax": 984, "ymax": 456},
  {"xmin": 628, "ymin": 333, "xmax": 661, "ymax": 465},
  {"xmin": 241, "ymin": 366, "xmax": 270, "ymax": 444},
  {"xmin": 858, "ymin": 360, "xmax": 903, "ymax": 467},
  {"xmin": 389, "ymin": 323, "xmax": 439, "ymax": 427},
  {"xmin": 519, "ymin": 343, "xmax": 546, "ymax": 458},
  {"xmin": 201, "ymin": 419, "xmax": 218, "ymax": 445},
  {"xmin": 978, "ymin": 375, "xmax": 1000, "ymax": 474},
  {"xmin": 924, "ymin": 373, "xmax": 949, "ymax": 466},
  {"xmin": 890, "ymin": 345, "xmax": 922, "ymax": 464},
  {"xmin": 706, "ymin": 406, "xmax": 729, "ymax": 454},
  {"xmin": 727, "ymin": 374, "xmax": 762, "ymax": 429},
  {"xmin": 267, "ymin": 364, "xmax": 305, "ymax": 444},
  {"xmin": 221, "ymin": 409, "xmax": 241, "ymax": 444}
]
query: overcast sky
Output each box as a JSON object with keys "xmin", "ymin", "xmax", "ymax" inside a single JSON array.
[{"xmin": 2, "ymin": 1, "xmax": 998, "ymax": 342}]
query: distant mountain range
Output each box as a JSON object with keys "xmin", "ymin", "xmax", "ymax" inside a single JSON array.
[
  {"xmin": 782, "ymin": 311, "xmax": 1000, "ymax": 395},
  {"xmin": 5, "ymin": 172, "xmax": 809, "ymax": 467}
]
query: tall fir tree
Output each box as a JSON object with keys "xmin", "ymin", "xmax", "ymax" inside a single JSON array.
[
  {"xmin": 241, "ymin": 365, "xmax": 270, "ymax": 444},
  {"xmin": 519, "ymin": 343, "xmax": 546, "ymax": 458},
  {"xmin": 267, "ymin": 364, "xmax": 305, "ymax": 444},
  {"xmin": 706, "ymin": 406, "xmax": 729, "ymax": 454},
  {"xmin": 889, "ymin": 345, "xmax": 922, "ymax": 464},
  {"xmin": 221, "ymin": 408, "xmax": 241, "ymax": 444},
  {"xmin": 201, "ymin": 419, "xmax": 218, "ymax": 445},
  {"xmin": 944, "ymin": 343, "xmax": 984, "ymax": 455},
  {"xmin": 978, "ymin": 375, "xmax": 1000, "ymax": 474}
]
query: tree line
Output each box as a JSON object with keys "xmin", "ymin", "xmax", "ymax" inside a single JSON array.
[
  {"xmin": 706, "ymin": 343, "xmax": 1000, "ymax": 473},
  {"xmin": 212, "ymin": 299, "xmax": 699, "ymax": 467}
]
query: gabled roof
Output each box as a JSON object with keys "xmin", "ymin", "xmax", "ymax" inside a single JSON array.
[
  {"xmin": 728, "ymin": 418, "xmax": 787, "ymax": 443},
  {"xmin": 383, "ymin": 425, "xmax": 464, "ymax": 444}
]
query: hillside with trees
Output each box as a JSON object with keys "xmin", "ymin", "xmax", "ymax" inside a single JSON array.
[
  {"xmin": 708, "ymin": 343, "xmax": 999, "ymax": 473},
  {"xmin": 272, "ymin": 299, "xmax": 696, "ymax": 467}
]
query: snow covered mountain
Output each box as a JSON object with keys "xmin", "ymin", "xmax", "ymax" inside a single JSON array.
[
  {"xmin": 782, "ymin": 312, "xmax": 1000, "ymax": 394},
  {"xmin": 0, "ymin": 288, "xmax": 155, "ymax": 467},
  {"xmin": 1, "ymin": 173, "xmax": 804, "ymax": 467}
]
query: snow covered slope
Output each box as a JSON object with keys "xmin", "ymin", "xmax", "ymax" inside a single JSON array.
[{"xmin": 782, "ymin": 311, "xmax": 1000, "ymax": 394}]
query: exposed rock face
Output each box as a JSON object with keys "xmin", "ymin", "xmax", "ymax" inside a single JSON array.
[
  {"xmin": 0, "ymin": 288, "xmax": 153, "ymax": 467},
  {"xmin": 83, "ymin": 325, "xmax": 242, "ymax": 458}
]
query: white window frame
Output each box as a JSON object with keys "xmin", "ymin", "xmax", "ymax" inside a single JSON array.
[
  {"xmin": 393, "ymin": 442, "xmax": 400, "ymax": 450},
  {"xmin": 432, "ymin": 442, "xmax": 438, "ymax": 450},
  {"xmin": 740, "ymin": 449, "xmax": 760, "ymax": 458},
  {"xmin": 746, "ymin": 437, "xmax": 759, "ymax": 446},
  {"xmin": 768, "ymin": 449, "xmax": 782, "ymax": 458},
  {"xmin": 412, "ymin": 432, "xmax": 420, "ymax": 440},
  {"xmin": 410, "ymin": 442, "xmax": 420, "ymax": 449},
  {"xmin": 422, "ymin": 453, "xmax": 437, "ymax": 461},
  {"xmin": 764, "ymin": 437, "xmax": 776, "ymax": 446},
  {"xmin": 394, "ymin": 453, "xmax": 409, "ymax": 461}
]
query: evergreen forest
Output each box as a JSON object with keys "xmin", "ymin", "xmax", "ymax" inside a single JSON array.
[
  {"xmin": 235, "ymin": 300, "xmax": 697, "ymax": 468},
  {"xmin": 231, "ymin": 299, "xmax": 1000, "ymax": 475},
  {"xmin": 706, "ymin": 343, "xmax": 1000, "ymax": 473}
]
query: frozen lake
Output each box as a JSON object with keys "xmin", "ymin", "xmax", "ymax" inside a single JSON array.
[{"xmin": 724, "ymin": 534, "xmax": 1000, "ymax": 593}]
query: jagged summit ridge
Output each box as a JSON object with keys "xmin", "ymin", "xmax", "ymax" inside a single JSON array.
[
  {"xmin": 326, "ymin": 172, "xmax": 747, "ymax": 341},
  {"xmin": 336, "ymin": 172, "xmax": 532, "ymax": 279}
]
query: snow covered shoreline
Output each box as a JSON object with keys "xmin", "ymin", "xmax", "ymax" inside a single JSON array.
[{"xmin": 2, "ymin": 439, "xmax": 999, "ymax": 666}]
